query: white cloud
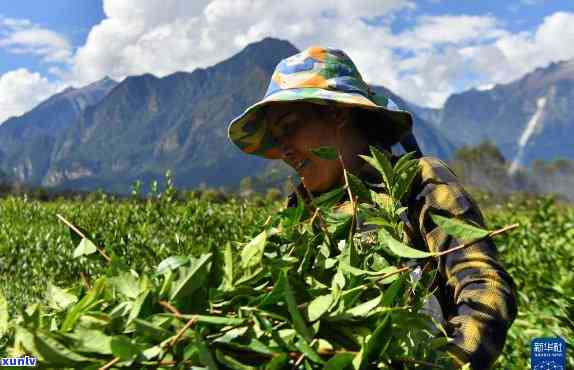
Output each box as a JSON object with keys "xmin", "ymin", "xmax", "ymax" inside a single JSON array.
[
  {"xmin": 65, "ymin": 1, "xmax": 515, "ymax": 108},
  {"xmin": 391, "ymin": 15, "xmax": 506, "ymax": 50},
  {"xmin": 443, "ymin": 12, "xmax": 574, "ymax": 97},
  {"xmin": 69, "ymin": 0, "xmax": 414, "ymax": 84},
  {"xmin": 381, "ymin": 12, "xmax": 574, "ymax": 107},
  {"xmin": 0, "ymin": 68, "xmax": 63, "ymax": 123},
  {"xmin": 2, "ymin": 3, "xmax": 574, "ymax": 123},
  {"xmin": 0, "ymin": 16, "xmax": 72, "ymax": 63}
]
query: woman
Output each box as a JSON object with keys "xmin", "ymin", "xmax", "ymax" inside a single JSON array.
[{"xmin": 228, "ymin": 46, "xmax": 517, "ymax": 369}]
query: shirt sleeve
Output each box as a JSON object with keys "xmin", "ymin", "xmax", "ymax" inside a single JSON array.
[{"xmin": 408, "ymin": 157, "xmax": 518, "ymax": 369}]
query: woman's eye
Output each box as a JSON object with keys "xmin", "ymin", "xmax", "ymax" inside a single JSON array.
[
  {"xmin": 283, "ymin": 120, "xmax": 298, "ymax": 136},
  {"xmin": 283, "ymin": 124, "xmax": 294, "ymax": 135}
]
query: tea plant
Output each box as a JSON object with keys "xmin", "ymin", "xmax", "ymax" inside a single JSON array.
[{"xmin": 0, "ymin": 148, "xmax": 520, "ymax": 369}]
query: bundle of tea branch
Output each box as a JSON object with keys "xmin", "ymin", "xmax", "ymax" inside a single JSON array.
[{"xmin": 1, "ymin": 146, "xmax": 517, "ymax": 369}]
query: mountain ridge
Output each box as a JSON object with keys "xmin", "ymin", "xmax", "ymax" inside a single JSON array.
[
  {"xmin": 434, "ymin": 57, "xmax": 574, "ymax": 168},
  {"xmin": 3, "ymin": 38, "xmax": 569, "ymax": 193}
]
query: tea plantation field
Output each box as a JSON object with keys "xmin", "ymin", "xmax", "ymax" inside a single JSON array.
[{"xmin": 0, "ymin": 191, "xmax": 572, "ymax": 369}]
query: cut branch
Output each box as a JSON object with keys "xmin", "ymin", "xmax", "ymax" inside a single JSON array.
[
  {"xmin": 56, "ymin": 214, "xmax": 112, "ymax": 263},
  {"xmin": 435, "ymin": 223, "xmax": 520, "ymax": 258},
  {"xmin": 99, "ymin": 356, "xmax": 119, "ymax": 370},
  {"xmin": 159, "ymin": 300, "xmax": 182, "ymax": 318}
]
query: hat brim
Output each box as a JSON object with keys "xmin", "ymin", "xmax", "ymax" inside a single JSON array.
[{"xmin": 228, "ymin": 88, "xmax": 413, "ymax": 159}]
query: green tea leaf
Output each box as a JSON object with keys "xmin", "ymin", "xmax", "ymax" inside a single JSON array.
[
  {"xmin": 222, "ymin": 243, "xmax": 235, "ymax": 291},
  {"xmin": 170, "ymin": 253, "xmax": 211, "ymax": 302},
  {"xmin": 379, "ymin": 229, "xmax": 432, "ymax": 259},
  {"xmin": 127, "ymin": 289, "xmax": 150, "ymax": 323},
  {"xmin": 61, "ymin": 279, "xmax": 106, "ymax": 332},
  {"xmin": 392, "ymin": 151, "xmax": 416, "ymax": 175},
  {"xmin": 311, "ymin": 146, "xmax": 339, "ymax": 160},
  {"xmin": 307, "ymin": 294, "xmax": 333, "ymax": 322},
  {"xmin": 346, "ymin": 171, "xmax": 372, "ymax": 203},
  {"xmin": 295, "ymin": 336, "xmax": 325, "ymax": 364},
  {"xmin": 363, "ymin": 217, "xmax": 394, "ymax": 229},
  {"xmin": 0, "ymin": 290, "xmax": 9, "ymax": 337},
  {"xmin": 370, "ymin": 192, "xmax": 394, "ymax": 213},
  {"xmin": 142, "ymin": 345, "xmax": 162, "ymax": 360},
  {"xmin": 283, "ymin": 271, "xmax": 314, "ymax": 342},
  {"xmin": 240, "ymin": 231, "xmax": 267, "ymax": 269},
  {"xmin": 235, "ymin": 266, "xmax": 265, "ymax": 286},
  {"xmin": 324, "ymin": 352, "xmax": 354, "ymax": 369},
  {"xmin": 382, "ymin": 277, "xmax": 405, "ymax": 307},
  {"xmin": 370, "ymin": 146, "xmax": 394, "ymax": 191},
  {"xmin": 215, "ymin": 349, "xmax": 256, "ymax": 370},
  {"xmin": 46, "ymin": 283, "xmax": 78, "ymax": 311},
  {"xmin": 391, "ymin": 162, "xmax": 419, "ymax": 202},
  {"xmin": 110, "ymin": 272, "xmax": 140, "ymax": 299},
  {"xmin": 34, "ymin": 329, "xmax": 91, "ymax": 365},
  {"xmin": 431, "ymin": 214, "xmax": 490, "ymax": 241},
  {"xmin": 73, "ymin": 329, "xmax": 113, "ymax": 355},
  {"xmin": 344, "ymin": 294, "xmax": 382, "ymax": 318},
  {"xmin": 265, "ymin": 353, "xmax": 289, "ymax": 369},
  {"xmin": 133, "ymin": 318, "xmax": 170, "ymax": 339},
  {"xmin": 359, "ymin": 313, "xmax": 391, "ymax": 370},
  {"xmin": 312, "ymin": 187, "xmax": 345, "ymax": 208},
  {"xmin": 213, "ymin": 327, "xmax": 249, "ymax": 344},
  {"xmin": 157, "ymin": 255, "xmax": 190, "ymax": 274},
  {"xmin": 340, "ymin": 259, "xmax": 396, "ymax": 277},
  {"xmin": 72, "ymin": 238, "xmax": 97, "ymax": 258},
  {"xmin": 111, "ymin": 335, "xmax": 140, "ymax": 361},
  {"xmin": 165, "ymin": 314, "xmax": 246, "ymax": 326},
  {"xmin": 68, "ymin": 224, "xmax": 92, "ymax": 248},
  {"xmin": 196, "ymin": 333, "xmax": 219, "ymax": 370},
  {"xmin": 260, "ymin": 271, "xmax": 287, "ymax": 307}
]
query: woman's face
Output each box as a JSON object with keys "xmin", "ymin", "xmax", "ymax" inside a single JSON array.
[{"xmin": 267, "ymin": 103, "xmax": 369, "ymax": 193}]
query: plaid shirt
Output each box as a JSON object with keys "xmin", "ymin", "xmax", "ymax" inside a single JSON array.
[
  {"xmin": 405, "ymin": 157, "xmax": 517, "ymax": 369},
  {"xmin": 287, "ymin": 156, "xmax": 518, "ymax": 369}
]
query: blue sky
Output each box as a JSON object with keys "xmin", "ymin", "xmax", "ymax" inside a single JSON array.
[
  {"xmin": 1, "ymin": 0, "xmax": 574, "ymax": 122},
  {"xmin": 0, "ymin": 1, "xmax": 103, "ymax": 79}
]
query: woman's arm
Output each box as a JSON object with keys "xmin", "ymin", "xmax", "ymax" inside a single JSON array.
[{"xmin": 409, "ymin": 157, "xmax": 518, "ymax": 369}]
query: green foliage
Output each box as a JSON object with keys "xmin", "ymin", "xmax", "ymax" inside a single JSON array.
[
  {"xmin": 0, "ymin": 149, "xmax": 572, "ymax": 369},
  {"xmin": 0, "ymin": 146, "xmax": 467, "ymax": 368},
  {"xmin": 453, "ymin": 140, "xmax": 506, "ymax": 165},
  {"xmin": 430, "ymin": 214, "xmax": 490, "ymax": 242},
  {"xmin": 486, "ymin": 198, "xmax": 574, "ymax": 369},
  {"xmin": 310, "ymin": 147, "xmax": 339, "ymax": 160}
]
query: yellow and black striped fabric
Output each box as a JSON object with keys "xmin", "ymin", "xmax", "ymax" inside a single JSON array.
[
  {"xmin": 407, "ymin": 157, "xmax": 517, "ymax": 369},
  {"xmin": 286, "ymin": 156, "xmax": 518, "ymax": 369}
]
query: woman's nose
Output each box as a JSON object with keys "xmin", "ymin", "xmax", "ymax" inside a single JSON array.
[{"xmin": 278, "ymin": 138, "xmax": 294, "ymax": 159}]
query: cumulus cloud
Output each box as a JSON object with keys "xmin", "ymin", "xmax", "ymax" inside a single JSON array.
[
  {"xmin": 391, "ymin": 15, "xmax": 506, "ymax": 50},
  {"xmin": 2, "ymin": 2, "xmax": 574, "ymax": 123},
  {"xmin": 441, "ymin": 12, "xmax": 574, "ymax": 100},
  {"xmin": 382, "ymin": 12, "xmax": 574, "ymax": 107},
  {"xmin": 0, "ymin": 68, "xmax": 64, "ymax": 122},
  {"xmin": 69, "ymin": 0, "xmax": 414, "ymax": 84},
  {"xmin": 65, "ymin": 0, "xmax": 524, "ymax": 108},
  {"xmin": 0, "ymin": 16, "xmax": 72, "ymax": 63}
]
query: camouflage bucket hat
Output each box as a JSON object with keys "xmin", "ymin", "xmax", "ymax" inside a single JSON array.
[{"xmin": 227, "ymin": 46, "xmax": 413, "ymax": 159}]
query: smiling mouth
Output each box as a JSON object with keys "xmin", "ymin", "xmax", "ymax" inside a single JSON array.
[{"xmin": 296, "ymin": 159, "xmax": 310, "ymax": 171}]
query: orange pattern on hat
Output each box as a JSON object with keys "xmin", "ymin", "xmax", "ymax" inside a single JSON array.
[
  {"xmin": 278, "ymin": 72, "xmax": 329, "ymax": 89},
  {"xmin": 307, "ymin": 46, "xmax": 327, "ymax": 62}
]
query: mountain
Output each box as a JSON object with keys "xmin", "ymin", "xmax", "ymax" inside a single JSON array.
[
  {"xmin": 42, "ymin": 38, "xmax": 299, "ymax": 192},
  {"xmin": 0, "ymin": 38, "xmax": 454, "ymax": 194},
  {"xmin": 0, "ymin": 77, "xmax": 117, "ymax": 183},
  {"xmin": 371, "ymin": 86, "xmax": 455, "ymax": 159},
  {"xmin": 435, "ymin": 59, "xmax": 574, "ymax": 169}
]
